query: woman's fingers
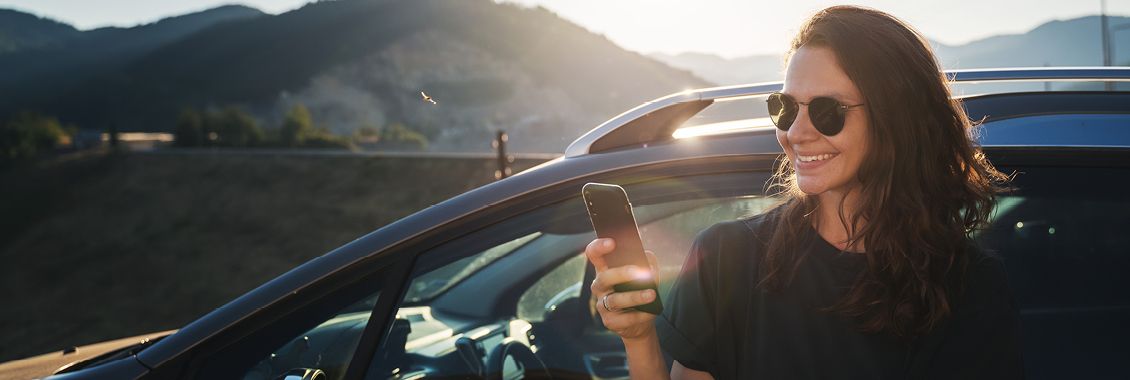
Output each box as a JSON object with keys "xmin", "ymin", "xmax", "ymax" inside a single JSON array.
[
  {"xmin": 589, "ymin": 264, "xmax": 652, "ymax": 294},
  {"xmin": 602, "ymin": 288, "xmax": 656, "ymax": 311},
  {"xmin": 584, "ymin": 238, "xmax": 615, "ymax": 272},
  {"xmin": 601, "ymin": 306, "xmax": 657, "ymax": 328},
  {"xmin": 585, "ymin": 246, "xmax": 664, "ymax": 340}
]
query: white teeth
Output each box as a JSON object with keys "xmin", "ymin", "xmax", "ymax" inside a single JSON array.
[{"xmin": 798, "ymin": 153, "xmax": 836, "ymax": 162}]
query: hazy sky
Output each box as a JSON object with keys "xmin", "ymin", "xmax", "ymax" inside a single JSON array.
[{"xmin": 3, "ymin": 0, "xmax": 1129, "ymax": 58}]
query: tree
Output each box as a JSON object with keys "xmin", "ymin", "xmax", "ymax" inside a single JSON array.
[
  {"xmin": 174, "ymin": 108, "xmax": 203, "ymax": 147},
  {"xmin": 0, "ymin": 111, "xmax": 67, "ymax": 166},
  {"xmin": 353, "ymin": 125, "xmax": 380, "ymax": 143},
  {"xmin": 280, "ymin": 104, "xmax": 313, "ymax": 147},
  {"xmin": 208, "ymin": 106, "xmax": 264, "ymax": 147},
  {"xmin": 382, "ymin": 123, "xmax": 427, "ymax": 151}
]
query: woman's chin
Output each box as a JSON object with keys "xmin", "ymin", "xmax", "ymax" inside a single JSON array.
[
  {"xmin": 795, "ymin": 180, "xmax": 829, "ymax": 196},
  {"xmin": 796, "ymin": 178, "xmax": 863, "ymax": 199}
]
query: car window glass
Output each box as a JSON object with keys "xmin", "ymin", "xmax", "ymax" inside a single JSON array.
[
  {"xmin": 517, "ymin": 253, "xmax": 586, "ymax": 323},
  {"xmin": 405, "ymin": 232, "xmax": 542, "ymax": 303},
  {"xmin": 984, "ymin": 166, "xmax": 1130, "ymax": 309},
  {"xmin": 196, "ymin": 272, "xmax": 386, "ymax": 380},
  {"xmin": 364, "ymin": 172, "xmax": 775, "ymax": 380},
  {"xmin": 239, "ymin": 293, "xmax": 380, "ymax": 380},
  {"xmin": 515, "ymin": 196, "xmax": 777, "ymax": 324},
  {"xmin": 982, "ymin": 165, "xmax": 1130, "ymax": 379},
  {"xmin": 636, "ymin": 196, "xmax": 777, "ymax": 299}
]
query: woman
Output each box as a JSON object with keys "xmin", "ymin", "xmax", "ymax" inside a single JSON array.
[{"xmin": 585, "ymin": 6, "xmax": 1023, "ymax": 380}]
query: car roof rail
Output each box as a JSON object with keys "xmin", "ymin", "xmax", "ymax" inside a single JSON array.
[{"xmin": 564, "ymin": 67, "xmax": 1130, "ymax": 158}]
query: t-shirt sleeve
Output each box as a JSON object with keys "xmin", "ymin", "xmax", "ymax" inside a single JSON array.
[
  {"xmin": 912, "ymin": 255, "xmax": 1025, "ymax": 380},
  {"xmin": 655, "ymin": 225, "xmax": 725, "ymax": 377}
]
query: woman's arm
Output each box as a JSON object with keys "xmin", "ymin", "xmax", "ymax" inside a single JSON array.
[
  {"xmin": 621, "ymin": 325, "xmax": 715, "ymax": 380},
  {"xmin": 621, "ymin": 327, "xmax": 670, "ymax": 380},
  {"xmin": 672, "ymin": 361, "xmax": 715, "ymax": 380}
]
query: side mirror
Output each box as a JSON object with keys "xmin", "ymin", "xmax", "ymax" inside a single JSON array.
[{"xmin": 275, "ymin": 368, "xmax": 326, "ymax": 380}]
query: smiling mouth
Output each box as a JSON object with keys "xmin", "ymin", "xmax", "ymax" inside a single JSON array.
[{"xmin": 798, "ymin": 153, "xmax": 837, "ymax": 162}]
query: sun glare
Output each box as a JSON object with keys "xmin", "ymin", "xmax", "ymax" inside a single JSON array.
[{"xmin": 672, "ymin": 118, "xmax": 775, "ymax": 139}]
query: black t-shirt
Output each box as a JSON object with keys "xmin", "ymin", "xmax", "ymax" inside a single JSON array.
[{"xmin": 655, "ymin": 215, "xmax": 1024, "ymax": 379}]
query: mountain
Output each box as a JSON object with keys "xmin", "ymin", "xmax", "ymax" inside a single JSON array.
[
  {"xmin": 0, "ymin": 5, "xmax": 266, "ymax": 117},
  {"xmin": 0, "ymin": 0, "xmax": 710, "ymax": 153},
  {"xmin": 933, "ymin": 16, "xmax": 1130, "ymax": 69},
  {"xmin": 648, "ymin": 52, "xmax": 783, "ymax": 86},
  {"xmin": 651, "ymin": 15, "xmax": 1130, "ymax": 86},
  {"xmin": 0, "ymin": 9, "xmax": 80, "ymax": 53}
]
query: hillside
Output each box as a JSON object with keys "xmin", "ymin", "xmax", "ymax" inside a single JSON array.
[
  {"xmin": 0, "ymin": 9, "xmax": 80, "ymax": 53},
  {"xmin": 0, "ymin": 0, "xmax": 711, "ymax": 153},
  {"xmin": 651, "ymin": 15, "xmax": 1130, "ymax": 86},
  {"xmin": 0, "ymin": 151, "xmax": 549, "ymax": 362}
]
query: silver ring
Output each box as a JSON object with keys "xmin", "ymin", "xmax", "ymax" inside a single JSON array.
[{"xmin": 602, "ymin": 293, "xmax": 614, "ymax": 312}]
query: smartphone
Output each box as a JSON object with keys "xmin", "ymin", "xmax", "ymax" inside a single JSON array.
[{"xmin": 582, "ymin": 183, "xmax": 663, "ymax": 315}]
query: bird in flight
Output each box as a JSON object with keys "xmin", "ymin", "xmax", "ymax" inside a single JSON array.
[{"xmin": 421, "ymin": 92, "xmax": 436, "ymax": 105}]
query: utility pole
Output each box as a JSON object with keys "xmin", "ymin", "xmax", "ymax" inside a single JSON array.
[
  {"xmin": 494, "ymin": 130, "xmax": 513, "ymax": 180},
  {"xmin": 1103, "ymin": 0, "xmax": 1113, "ymax": 90}
]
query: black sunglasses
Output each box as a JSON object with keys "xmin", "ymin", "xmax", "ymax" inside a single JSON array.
[{"xmin": 766, "ymin": 93, "xmax": 865, "ymax": 136}]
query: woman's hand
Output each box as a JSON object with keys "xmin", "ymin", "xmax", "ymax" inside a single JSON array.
[{"xmin": 585, "ymin": 238, "xmax": 661, "ymax": 341}]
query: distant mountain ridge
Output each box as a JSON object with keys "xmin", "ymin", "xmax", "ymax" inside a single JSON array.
[
  {"xmin": 934, "ymin": 15, "xmax": 1130, "ymax": 69},
  {"xmin": 0, "ymin": 9, "xmax": 80, "ymax": 53},
  {"xmin": 651, "ymin": 15, "xmax": 1130, "ymax": 86},
  {"xmin": 648, "ymin": 52, "xmax": 783, "ymax": 85},
  {"xmin": 0, "ymin": 5, "xmax": 264, "ymax": 56},
  {"xmin": 0, "ymin": 5, "xmax": 266, "ymax": 109},
  {"xmin": 0, "ymin": 0, "xmax": 709, "ymax": 152}
]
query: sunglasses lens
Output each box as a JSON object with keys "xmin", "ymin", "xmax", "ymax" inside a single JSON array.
[
  {"xmin": 809, "ymin": 97, "xmax": 845, "ymax": 136},
  {"xmin": 768, "ymin": 94, "xmax": 797, "ymax": 131}
]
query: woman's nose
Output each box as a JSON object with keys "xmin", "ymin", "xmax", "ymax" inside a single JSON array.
[{"xmin": 787, "ymin": 107, "xmax": 820, "ymax": 143}]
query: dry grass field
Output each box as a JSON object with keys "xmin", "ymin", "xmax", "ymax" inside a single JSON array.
[{"xmin": 0, "ymin": 150, "xmax": 547, "ymax": 362}]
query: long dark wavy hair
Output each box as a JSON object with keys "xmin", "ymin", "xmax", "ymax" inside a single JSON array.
[{"xmin": 759, "ymin": 6, "xmax": 1010, "ymax": 339}]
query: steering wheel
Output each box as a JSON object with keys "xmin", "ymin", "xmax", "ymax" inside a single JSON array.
[{"xmin": 485, "ymin": 338, "xmax": 551, "ymax": 380}]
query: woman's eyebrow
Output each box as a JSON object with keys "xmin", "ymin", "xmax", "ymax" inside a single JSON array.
[
  {"xmin": 780, "ymin": 90, "xmax": 857, "ymax": 102},
  {"xmin": 819, "ymin": 90, "xmax": 854, "ymax": 101}
]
